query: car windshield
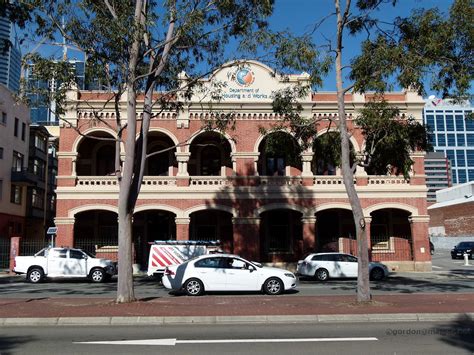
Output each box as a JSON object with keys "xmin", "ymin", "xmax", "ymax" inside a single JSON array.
[{"xmin": 457, "ymin": 242, "xmax": 471, "ymax": 248}]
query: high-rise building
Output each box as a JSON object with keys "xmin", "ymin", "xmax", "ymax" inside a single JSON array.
[
  {"xmin": 423, "ymin": 98, "xmax": 474, "ymax": 184},
  {"xmin": 0, "ymin": 16, "xmax": 21, "ymax": 92},
  {"xmin": 424, "ymin": 152, "xmax": 452, "ymax": 203},
  {"xmin": 24, "ymin": 60, "xmax": 86, "ymax": 125}
]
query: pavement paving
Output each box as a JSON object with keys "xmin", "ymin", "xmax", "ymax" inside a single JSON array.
[
  {"xmin": 1, "ymin": 288, "xmax": 473, "ymax": 325},
  {"xmin": 1, "ymin": 268, "xmax": 473, "ymax": 326}
]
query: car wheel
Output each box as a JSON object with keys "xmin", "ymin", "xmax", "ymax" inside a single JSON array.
[
  {"xmin": 263, "ymin": 277, "xmax": 283, "ymax": 295},
  {"xmin": 315, "ymin": 268, "xmax": 329, "ymax": 282},
  {"xmin": 27, "ymin": 268, "xmax": 44, "ymax": 283},
  {"xmin": 90, "ymin": 268, "xmax": 106, "ymax": 283},
  {"xmin": 184, "ymin": 278, "xmax": 204, "ymax": 296},
  {"xmin": 370, "ymin": 267, "xmax": 385, "ymax": 281}
]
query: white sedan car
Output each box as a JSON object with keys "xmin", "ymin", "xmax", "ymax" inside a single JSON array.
[
  {"xmin": 296, "ymin": 252, "xmax": 389, "ymax": 281},
  {"xmin": 162, "ymin": 254, "xmax": 297, "ymax": 296}
]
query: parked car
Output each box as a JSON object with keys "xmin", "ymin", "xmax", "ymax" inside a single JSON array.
[
  {"xmin": 296, "ymin": 252, "xmax": 389, "ymax": 281},
  {"xmin": 451, "ymin": 242, "xmax": 474, "ymax": 259},
  {"xmin": 162, "ymin": 254, "xmax": 297, "ymax": 296},
  {"xmin": 13, "ymin": 247, "xmax": 117, "ymax": 283}
]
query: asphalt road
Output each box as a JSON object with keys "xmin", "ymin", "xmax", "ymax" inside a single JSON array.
[
  {"xmin": 1, "ymin": 250, "xmax": 472, "ymax": 299},
  {"xmin": 1, "ymin": 320, "xmax": 473, "ymax": 354}
]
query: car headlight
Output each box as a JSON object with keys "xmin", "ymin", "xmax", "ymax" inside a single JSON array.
[{"xmin": 284, "ymin": 273, "xmax": 295, "ymax": 278}]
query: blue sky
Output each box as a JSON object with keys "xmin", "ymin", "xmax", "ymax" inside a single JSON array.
[
  {"xmin": 267, "ymin": 0, "xmax": 453, "ymax": 92},
  {"xmin": 21, "ymin": 0, "xmax": 456, "ymax": 95}
]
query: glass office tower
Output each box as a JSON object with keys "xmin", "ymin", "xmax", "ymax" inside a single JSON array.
[
  {"xmin": 0, "ymin": 16, "xmax": 21, "ymax": 92},
  {"xmin": 424, "ymin": 99, "xmax": 474, "ymax": 184}
]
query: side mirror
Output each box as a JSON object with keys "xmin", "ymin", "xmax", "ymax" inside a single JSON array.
[
  {"xmin": 248, "ymin": 265, "xmax": 256, "ymax": 272},
  {"xmin": 82, "ymin": 255, "xmax": 88, "ymax": 260}
]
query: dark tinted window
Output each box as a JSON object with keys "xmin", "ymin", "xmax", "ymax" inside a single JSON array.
[
  {"xmin": 312, "ymin": 254, "xmax": 337, "ymax": 261},
  {"xmin": 194, "ymin": 257, "xmax": 222, "ymax": 268},
  {"xmin": 70, "ymin": 250, "xmax": 85, "ymax": 259}
]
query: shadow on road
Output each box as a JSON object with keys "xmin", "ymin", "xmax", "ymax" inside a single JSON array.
[
  {"xmin": 436, "ymin": 314, "xmax": 474, "ymax": 353},
  {"xmin": 0, "ymin": 335, "xmax": 35, "ymax": 355}
]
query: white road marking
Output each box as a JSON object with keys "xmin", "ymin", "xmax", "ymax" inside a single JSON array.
[
  {"xmin": 75, "ymin": 337, "xmax": 378, "ymax": 346},
  {"xmin": 431, "ymin": 265, "xmax": 443, "ymax": 269}
]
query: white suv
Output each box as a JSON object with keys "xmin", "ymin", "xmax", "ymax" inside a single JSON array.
[{"xmin": 296, "ymin": 252, "xmax": 389, "ymax": 281}]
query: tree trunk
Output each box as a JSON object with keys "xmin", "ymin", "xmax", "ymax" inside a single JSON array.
[
  {"xmin": 335, "ymin": 0, "xmax": 371, "ymax": 302},
  {"xmin": 116, "ymin": 206, "xmax": 135, "ymax": 303}
]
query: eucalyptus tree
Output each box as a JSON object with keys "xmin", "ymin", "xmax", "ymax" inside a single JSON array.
[
  {"xmin": 266, "ymin": 0, "xmax": 472, "ymax": 302},
  {"xmin": 15, "ymin": 0, "xmax": 274, "ymax": 303}
]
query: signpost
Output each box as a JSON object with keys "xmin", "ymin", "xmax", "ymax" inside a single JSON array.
[{"xmin": 46, "ymin": 227, "xmax": 57, "ymax": 247}]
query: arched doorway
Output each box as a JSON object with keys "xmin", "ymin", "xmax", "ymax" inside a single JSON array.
[
  {"xmin": 316, "ymin": 209, "xmax": 356, "ymax": 252},
  {"xmin": 312, "ymin": 132, "xmax": 355, "ymax": 175},
  {"xmin": 188, "ymin": 132, "xmax": 232, "ymax": 176},
  {"xmin": 146, "ymin": 132, "xmax": 177, "ymax": 176},
  {"xmin": 133, "ymin": 210, "xmax": 176, "ymax": 269},
  {"xmin": 260, "ymin": 209, "xmax": 303, "ymax": 262},
  {"xmin": 76, "ymin": 132, "xmax": 116, "ymax": 176},
  {"xmin": 370, "ymin": 208, "xmax": 413, "ymax": 261},
  {"xmin": 189, "ymin": 210, "xmax": 233, "ymax": 252},
  {"xmin": 258, "ymin": 132, "xmax": 301, "ymax": 176},
  {"xmin": 74, "ymin": 210, "xmax": 118, "ymax": 258}
]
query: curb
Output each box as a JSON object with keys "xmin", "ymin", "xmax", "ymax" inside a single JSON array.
[{"xmin": 1, "ymin": 313, "xmax": 472, "ymax": 326}]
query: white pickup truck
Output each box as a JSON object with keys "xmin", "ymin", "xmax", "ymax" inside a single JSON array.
[{"xmin": 13, "ymin": 247, "xmax": 117, "ymax": 283}]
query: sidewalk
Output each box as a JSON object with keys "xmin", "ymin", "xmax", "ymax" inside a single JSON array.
[{"xmin": 1, "ymin": 292, "xmax": 473, "ymax": 326}]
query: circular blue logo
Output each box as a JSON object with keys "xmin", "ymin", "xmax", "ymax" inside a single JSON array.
[{"xmin": 235, "ymin": 68, "xmax": 254, "ymax": 86}]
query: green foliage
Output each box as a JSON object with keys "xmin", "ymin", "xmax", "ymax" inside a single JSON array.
[
  {"xmin": 260, "ymin": 131, "xmax": 302, "ymax": 168},
  {"xmin": 19, "ymin": 0, "xmax": 276, "ymax": 112},
  {"xmin": 351, "ymin": 0, "xmax": 473, "ymax": 99},
  {"xmin": 356, "ymin": 100, "xmax": 429, "ymax": 179},
  {"xmin": 313, "ymin": 131, "xmax": 356, "ymax": 174}
]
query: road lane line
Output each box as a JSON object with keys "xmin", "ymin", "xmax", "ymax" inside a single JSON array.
[{"xmin": 75, "ymin": 337, "xmax": 378, "ymax": 346}]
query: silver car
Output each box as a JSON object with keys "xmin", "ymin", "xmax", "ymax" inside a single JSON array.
[{"xmin": 296, "ymin": 252, "xmax": 389, "ymax": 281}]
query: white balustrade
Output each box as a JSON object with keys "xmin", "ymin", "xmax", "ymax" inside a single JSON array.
[
  {"xmin": 259, "ymin": 177, "xmax": 303, "ymax": 186},
  {"xmin": 368, "ymin": 176, "xmax": 408, "ymax": 185},
  {"xmin": 189, "ymin": 176, "xmax": 232, "ymax": 187}
]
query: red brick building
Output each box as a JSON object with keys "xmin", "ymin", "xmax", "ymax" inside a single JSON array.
[{"xmin": 53, "ymin": 61, "xmax": 431, "ymax": 271}]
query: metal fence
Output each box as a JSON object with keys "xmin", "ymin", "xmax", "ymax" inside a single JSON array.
[
  {"xmin": 20, "ymin": 240, "xmax": 50, "ymax": 256},
  {"xmin": 0, "ymin": 238, "xmax": 11, "ymax": 269},
  {"xmin": 75, "ymin": 236, "xmax": 119, "ymax": 261}
]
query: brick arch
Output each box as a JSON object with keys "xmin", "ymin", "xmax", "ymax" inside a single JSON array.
[
  {"xmin": 253, "ymin": 129, "xmax": 298, "ymax": 154},
  {"xmin": 134, "ymin": 204, "xmax": 182, "ymax": 217},
  {"xmin": 139, "ymin": 128, "xmax": 181, "ymax": 153},
  {"xmin": 184, "ymin": 129, "xmax": 236, "ymax": 154},
  {"xmin": 256, "ymin": 203, "xmax": 307, "ymax": 217},
  {"xmin": 184, "ymin": 204, "xmax": 237, "ymax": 218},
  {"xmin": 365, "ymin": 203, "xmax": 418, "ymax": 216},
  {"xmin": 72, "ymin": 128, "xmax": 117, "ymax": 154},
  {"xmin": 316, "ymin": 128, "xmax": 361, "ymax": 153},
  {"xmin": 312, "ymin": 203, "xmax": 352, "ymax": 215},
  {"xmin": 68, "ymin": 204, "xmax": 118, "ymax": 218}
]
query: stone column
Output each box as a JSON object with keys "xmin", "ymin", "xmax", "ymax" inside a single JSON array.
[
  {"xmin": 54, "ymin": 217, "xmax": 75, "ymax": 247},
  {"xmin": 175, "ymin": 217, "xmax": 190, "ymax": 241},
  {"xmin": 409, "ymin": 215, "xmax": 432, "ymax": 271},
  {"xmin": 300, "ymin": 151, "xmax": 314, "ymax": 186},
  {"xmin": 301, "ymin": 216, "xmax": 316, "ymax": 254},
  {"xmin": 232, "ymin": 217, "xmax": 261, "ymax": 260},
  {"xmin": 175, "ymin": 152, "xmax": 190, "ymax": 186}
]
